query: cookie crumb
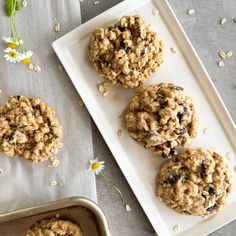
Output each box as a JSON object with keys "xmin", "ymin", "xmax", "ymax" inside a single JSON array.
[
  {"xmin": 226, "ymin": 51, "xmax": 233, "ymax": 58},
  {"xmin": 218, "ymin": 61, "xmax": 224, "ymax": 67},
  {"xmin": 117, "ymin": 129, "xmax": 124, "ymax": 138},
  {"xmin": 94, "ymin": 1, "xmax": 100, "ymax": 5},
  {"xmin": 219, "ymin": 51, "xmax": 226, "ymax": 59},
  {"xmin": 173, "ymin": 224, "xmax": 180, "ymax": 232},
  {"xmin": 125, "ymin": 204, "xmax": 131, "ymax": 212},
  {"xmin": 187, "ymin": 9, "xmax": 195, "ymax": 15},
  {"xmin": 152, "ymin": 8, "xmax": 159, "ymax": 16},
  {"xmin": 54, "ymin": 22, "xmax": 61, "ymax": 32},
  {"xmin": 34, "ymin": 64, "xmax": 42, "ymax": 73},
  {"xmin": 21, "ymin": 0, "xmax": 27, "ymax": 8},
  {"xmin": 226, "ymin": 151, "xmax": 233, "ymax": 160},
  {"xmin": 98, "ymin": 82, "xmax": 112, "ymax": 96},
  {"xmin": 55, "ymin": 213, "xmax": 60, "ymax": 219},
  {"xmin": 203, "ymin": 127, "xmax": 211, "ymax": 134},
  {"xmin": 220, "ymin": 18, "xmax": 227, "ymax": 25},
  {"xmin": 79, "ymin": 99, "xmax": 84, "ymax": 107},
  {"xmin": 113, "ymin": 92, "xmax": 120, "ymax": 101},
  {"xmin": 58, "ymin": 64, "xmax": 64, "ymax": 71},
  {"xmin": 170, "ymin": 47, "xmax": 177, "ymax": 54},
  {"xmin": 50, "ymin": 180, "xmax": 57, "ymax": 186}
]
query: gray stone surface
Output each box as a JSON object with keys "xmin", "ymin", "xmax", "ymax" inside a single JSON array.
[{"xmin": 81, "ymin": 0, "xmax": 236, "ymax": 235}]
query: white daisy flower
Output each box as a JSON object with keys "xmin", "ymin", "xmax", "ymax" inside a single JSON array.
[
  {"xmin": 89, "ymin": 158, "xmax": 105, "ymax": 175},
  {"xmin": 19, "ymin": 50, "xmax": 33, "ymax": 64},
  {"xmin": 4, "ymin": 48, "xmax": 20, "ymax": 63},
  {"xmin": 2, "ymin": 36, "xmax": 23, "ymax": 49}
]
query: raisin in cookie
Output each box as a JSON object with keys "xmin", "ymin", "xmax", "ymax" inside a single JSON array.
[
  {"xmin": 157, "ymin": 148, "xmax": 232, "ymax": 216},
  {"xmin": 0, "ymin": 95, "xmax": 63, "ymax": 163},
  {"xmin": 88, "ymin": 15, "xmax": 163, "ymax": 88},
  {"xmin": 124, "ymin": 83, "xmax": 197, "ymax": 157},
  {"xmin": 26, "ymin": 218, "xmax": 83, "ymax": 236}
]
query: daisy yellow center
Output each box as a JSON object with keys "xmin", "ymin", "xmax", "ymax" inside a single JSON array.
[
  {"xmin": 8, "ymin": 51, "xmax": 17, "ymax": 58},
  {"xmin": 6, "ymin": 42, "xmax": 17, "ymax": 49},
  {"xmin": 91, "ymin": 162, "xmax": 100, "ymax": 170},
  {"xmin": 21, "ymin": 57, "xmax": 31, "ymax": 64}
]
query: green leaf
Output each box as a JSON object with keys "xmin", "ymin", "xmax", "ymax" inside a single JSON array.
[
  {"xmin": 15, "ymin": 0, "xmax": 21, "ymax": 11},
  {"xmin": 5, "ymin": 0, "xmax": 13, "ymax": 16},
  {"xmin": 5, "ymin": 0, "xmax": 21, "ymax": 16}
]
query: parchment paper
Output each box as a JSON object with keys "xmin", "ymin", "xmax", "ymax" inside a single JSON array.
[{"xmin": 0, "ymin": 1, "xmax": 96, "ymax": 213}]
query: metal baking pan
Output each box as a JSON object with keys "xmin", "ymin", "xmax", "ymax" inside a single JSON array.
[{"xmin": 0, "ymin": 197, "xmax": 110, "ymax": 236}]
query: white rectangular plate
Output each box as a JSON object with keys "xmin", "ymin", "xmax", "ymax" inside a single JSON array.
[{"xmin": 52, "ymin": 0, "xmax": 236, "ymax": 235}]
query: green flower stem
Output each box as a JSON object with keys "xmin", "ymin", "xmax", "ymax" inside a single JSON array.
[
  {"xmin": 100, "ymin": 171, "xmax": 124, "ymax": 202},
  {"xmin": 10, "ymin": 0, "xmax": 23, "ymax": 52}
]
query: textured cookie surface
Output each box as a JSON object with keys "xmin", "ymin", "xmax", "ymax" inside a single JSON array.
[
  {"xmin": 157, "ymin": 148, "xmax": 232, "ymax": 216},
  {"xmin": 26, "ymin": 218, "xmax": 83, "ymax": 236},
  {"xmin": 0, "ymin": 95, "xmax": 63, "ymax": 163},
  {"xmin": 88, "ymin": 15, "xmax": 163, "ymax": 88},
  {"xmin": 124, "ymin": 83, "xmax": 197, "ymax": 157}
]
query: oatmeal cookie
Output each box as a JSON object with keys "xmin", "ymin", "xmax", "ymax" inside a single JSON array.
[
  {"xmin": 124, "ymin": 83, "xmax": 197, "ymax": 157},
  {"xmin": 0, "ymin": 95, "xmax": 63, "ymax": 163},
  {"xmin": 157, "ymin": 148, "xmax": 233, "ymax": 216},
  {"xmin": 88, "ymin": 15, "xmax": 163, "ymax": 88},
  {"xmin": 26, "ymin": 218, "xmax": 83, "ymax": 236}
]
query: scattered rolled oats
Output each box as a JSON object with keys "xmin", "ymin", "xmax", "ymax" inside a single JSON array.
[
  {"xmin": 113, "ymin": 92, "xmax": 120, "ymax": 101},
  {"xmin": 55, "ymin": 213, "xmax": 60, "ymax": 219},
  {"xmin": 34, "ymin": 64, "xmax": 42, "ymax": 73},
  {"xmin": 220, "ymin": 18, "xmax": 227, "ymax": 25},
  {"xmin": 28, "ymin": 63, "xmax": 34, "ymax": 70},
  {"xmin": 170, "ymin": 47, "xmax": 177, "ymax": 54},
  {"xmin": 203, "ymin": 127, "xmax": 211, "ymax": 134},
  {"xmin": 152, "ymin": 8, "xmax": 159, "ymax": 16},
  {"xmin": 54, "ymin": 22, "xmax": 61, "ymax": 33},
  {"xmin": 21, "ymin": 0, "xmax": 27, "ymax": 8},
  {"xmin": 125, "ymin": 204, "xmax": 131, "ymax": 212},
  {"xmin": 173, "ymin": 224, "xmax": 180, "ymax": 232},
  {"xmin": 94, "ymin": 0, "xmax": 99, "ymax": 5},
  {"xmin": 117, "ymin": 129, "xmax": 124, "ymax": 138},
  {"xmin": 226, "ymin": 151, "xmax": 233, "ymax": 160},
  {"xmin": 187, "ymin": 9, "xmax": 195, "ymax": 15},
  {"xmin": 218, "ymin": 61, "xmax": 224, "ymax": 67},
  {"xmin": 50, "ymin": 180, "xmax": 57, "ymax": 186},
  {"xmin": 58, "ymin": 64, "xmax": 64, "ymax": 71},
  {"xmin": 226, "ymin": 51, "xmax": 233, "ymax": 58},
  {"xmin": 219, "ymin": 51, "xmax": 226, "ymax": 59}
]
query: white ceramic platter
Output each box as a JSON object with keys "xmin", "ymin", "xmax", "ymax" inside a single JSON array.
[{"xmin": 52, "ymin": 0, "xmax": 236, "ymax": 235}]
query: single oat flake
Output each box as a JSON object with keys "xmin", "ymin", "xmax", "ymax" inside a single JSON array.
[
  {"xmin": 58, "ymin": 64, "xmax": 64, "ymax": 71},
  {"xmin": 34, "ymin": 64, "xmax": 42, "ymax": 72},
  {"xmin": 28, "ymin": 63, "xmax": 34, "ymax": 70},
  {"xmin": 218, "ymin": 61, "xmax": 224, "ymax": 67},
  {"xmin": 21, "ymin": 0, "xmax": 27, "ymax": 8},
  {"xmin": 152, "ymin": 8, "xmax": 159, "ymax": 16},
  {"xmin": 52, "ymin": 159, "xmax": 59, "ymax": 168},
  {"xmin": 226, "ymin": 151, "xmax": 234, "ymax": 160},
  {"xmin": 219, "ymin": 51, "xmax": 226, "ymax": 59},
  {"xmin": 55, "ymin": 213, "xmax": 60, "ymax": 219},
  {"xmin": 54, "ymin": 22, "xmax": 61, "ymax": 33},
  {"xmin": 173, "ymin": 224, "xmax": 180, "ymax": 232},
  {"xmin": 125, "ymin": 204, "xmax": 131, "ymax": 212},
  {"xmin": 79, "ymin": 99, "xmax": 84, "ymax": 107},
  {"xmin": 94, "ymin": 1, "xmax": 100, "ymax": 5},
  {"xmin": 50, "ymin": 180, "xmax": 58, "ymax": 186},
  {"xmin": 226, "ymin": 51, "xmax": 233, "ymax": 58},
  {"xmin": 117, "ymin": 129, "xmax": 124, "ymax": 138},
  {"xmin": 187, "ymin": 9, "xmax": 195, "ymax": 15},
  {"xmin": 220, "ymin": 18, "xmax": 227, "ymax": 25}
]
